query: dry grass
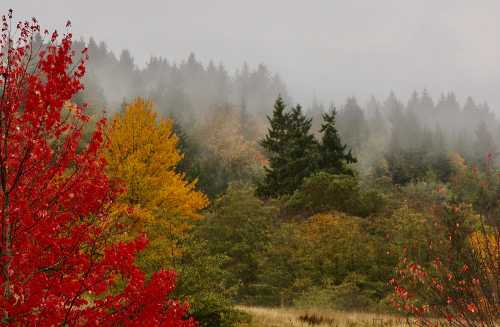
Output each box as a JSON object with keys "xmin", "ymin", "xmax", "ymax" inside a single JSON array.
[{"xmin": 237, "ymin": 306, "xmax": 410, "ymax": 327}]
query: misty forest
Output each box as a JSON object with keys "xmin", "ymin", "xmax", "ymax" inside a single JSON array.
[{"xmin": 0, "ymin": 4, "xmax": 499, "ymax": 327}]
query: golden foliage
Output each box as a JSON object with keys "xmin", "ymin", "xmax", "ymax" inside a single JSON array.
[
  {"xmin": 301, "ymin": 212, "xmax": 364, "ymax": 242},
  {"xmin": 102, "ymin": 98, "xmax": 208, "ymax": 266},
  {"xmin": 298, "ymin": 212, "xmax": 375, "ymax": 271}
]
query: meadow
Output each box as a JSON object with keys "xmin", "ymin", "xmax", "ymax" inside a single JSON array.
[{"xmin": 237, "ymin": 307, "xmax": 410, "ymax": 327}]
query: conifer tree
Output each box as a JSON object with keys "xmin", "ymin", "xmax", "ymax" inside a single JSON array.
[
  {"xmin": 319, "ymin": 109, "xmax": 356, "ymax": 175},
  {"xmin": 257, "ymin": 96, "xmax": 290, "ymax": 198},
  {"xmin": 337, "ymin": 97, "xmax": 367, "ymax": 154},
  {"xmin": 474, "ymin": 121, "xmax": 497, "ymax": 166},
  {"xmin": 258, "ymin": 98, "xmax": 360, "ymax": 198},
  {"xmin": 258, "ymin": 97, "xmax": 364, "ymax": 198},
  {"xmin": 286, "ymin": 104, "xmax": 320, "ymax": 191},
  {"xmin": 257, "ymin": 97, "xmax": 319, "ymax": 198}
]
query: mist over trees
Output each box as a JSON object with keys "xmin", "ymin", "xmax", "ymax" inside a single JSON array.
[
  {"xmin": 71, "ymin": 37, "xmax": 500, "ymax": 195},
  {"xmin": 73, "ymin": 38, "xmax": 289, "ymax": 120},
  {"xmin": 71, "ymin": 38, "xmax": 500, "ymax": 325},
  {"xmin": 308, "ymin": 91, "xmax": 499, "ymax": 184},
  {"xmin": 2, "ymin": 10, "xmax": 499, "ymax": 324}
]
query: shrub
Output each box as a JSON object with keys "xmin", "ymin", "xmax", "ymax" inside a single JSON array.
[
  {"xmin": 391, "ymin": 161, "xmax": 499, "ymax": 327},
  {"xmin": 294, "ymin": 274, "xmax": 377, "ymax": 311},
  {"xmin": 285, "ymin": 172, "xmax": 383, "ymax": 218}
]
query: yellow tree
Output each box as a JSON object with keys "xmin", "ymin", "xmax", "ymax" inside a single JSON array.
[
  {"xmin": 103, "ymin": 98, "xmax": 208, "ymax": 271},
  {"xmin": 198, "ymin": 104, "xmax": 266, "ymax": 174}
]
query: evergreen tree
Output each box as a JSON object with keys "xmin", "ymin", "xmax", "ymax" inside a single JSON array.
[
  {"xmin": 257, "ymin": 97, "xmax": 319, "ymax": 198},
  {"xmin": 419, "ymin": 89, "xmax": 435, "ymax": 127},
  {"xmin": 337, "ymin": 97, "xmax": 367, "ymax": 154},
  {"xmin": 257, "ymin": 96, "xmax": 290, "ymax": 198},
  {"xmin": 172, "ymin": 119, "xmax": 202, "ymax": 183},
  {"xmin": 474, "ymin": 121, "xmax": 497, "ymax": 166},
  {"xmin": 406, "ymin": 91, "xmax": 420, "ymax": 117},
  {"xmin": 286, "ymin": 104, "xmax": 320, "ymax": 189},
  {"xmin": 318, "ymin": 108, "xmax": 356, "ymax": 175},
  {"xmin": 239, "ymin": 99, "xmax": 257, "ymax": 140},
  {"xmin": 308, "ymin": 96, "xmax": 326, "ymax": 135}
]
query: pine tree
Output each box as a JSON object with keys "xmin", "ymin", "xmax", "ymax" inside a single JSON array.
[
  {"xmin": 336, "ymin": 97, "xmax": 367, "ymax": 154},
  {"xmin": 318, "ymin": 108, "xmax": 356, "ymax": 175},
  {"xmin": 257, "ymin": 97, "xmax": 319, "ymax": 198},
  {"xmin": 286, "ymin": 104, "xmax": 320, "ymax": 191},
  {"xmin": 474, "ymin": 121, "xmax": 497, "ymax": 166},
  {"xmin": 257, "ymin": 96, "xmax": 291, "ymax": 198}
]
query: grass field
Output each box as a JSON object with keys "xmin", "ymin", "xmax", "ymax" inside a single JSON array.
[{"xmin": 237, "ymin": 306, "xmax": 410, "ymax": 327}]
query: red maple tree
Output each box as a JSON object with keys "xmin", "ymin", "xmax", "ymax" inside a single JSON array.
[{"xmin": 0, "ymin": 11, "xmax": 196, "ymax": 326}]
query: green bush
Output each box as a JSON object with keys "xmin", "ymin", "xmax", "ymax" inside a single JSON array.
[
  {"xmin": 197, "ymin": 183, "xmax": 278, "ymax": 303},
  {"xmin": 187, "ymin": 294, "xmax": 246, "ymax": 327},
  {"xmin": 173, "ymin": 237, "xmax": 242, "ymax": 327},
  {"xmin": 285, "ymin": 172, "xmax": 383, "ymax": 217},
  {"xmin": 294, "ymin": 274, "xmax": 377, "ymax": 310}
]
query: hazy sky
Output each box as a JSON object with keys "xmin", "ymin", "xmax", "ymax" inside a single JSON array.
[{"xmin": 2, "ymin": 1, "xmax": 500, "ymax": 111}]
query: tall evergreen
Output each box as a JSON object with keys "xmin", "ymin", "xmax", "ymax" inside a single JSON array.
[
  {"xmin": 257, "ymin": 97, "xmax": 319, "ymax": 198},
  {"xmin": 257, "ymin": 96, "xmax": 290, "ymax": 198},
  {"xmin": 474, "ymin": 121, "xmax": 497, "ymax": 166},
  {"xmin": 286, "ymin": 104, "xmax": 320, "ymax": 191},
  {"xmin": 319, "ymin": 109, "xmax": 356, "ymax": 175},
  {"xmin": 336, "ymin": 97, "xmax": 367, "ymax": 154}
]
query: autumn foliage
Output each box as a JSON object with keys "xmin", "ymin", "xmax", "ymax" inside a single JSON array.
[
  {"xmin": 103, "ymin": 98, "xmax": 208, "ymax": 266},
  {"xmin": 391, "ymin": 156, "xmax": 499, "ymax": 327},
  {"xmin": 0, "ymin": 12, "xmax": 195, "ymax": 325}
]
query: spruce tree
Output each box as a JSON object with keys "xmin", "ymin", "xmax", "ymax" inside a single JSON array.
[
  {"xmin": 319, "ymin": 109, "xmax": 356, "ymax": 175},
  {"xmin": 285, "ymin": 104, "xmax": 320, "ymax": 193},
  {"xmin": 474, "ymin": 121, "xmax": 497, "ymax": 166},
  {"xmin": 257, "ymin": 96, "xmax": 290, "ymax": 198},
  {"xmin": 336, "ymin": 97, "xmax": 367, "ymax": 154},
  {"xmin": 257, "ymin": 97, "xmax": 319, "ymax": 198}
]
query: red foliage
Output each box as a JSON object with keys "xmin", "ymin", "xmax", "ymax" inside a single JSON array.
[
  {"xmin": 391, "ymin": 190, "xmax": 499, "ymax": 326},
  {"xmin": 0, "ymin": 11, "xmax": 195, "ymax": 326}
]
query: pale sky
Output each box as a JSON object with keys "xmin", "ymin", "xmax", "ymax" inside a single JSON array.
[{"xmin": 2, "ymin": 1, "xmax": 500, "ymax": 111}]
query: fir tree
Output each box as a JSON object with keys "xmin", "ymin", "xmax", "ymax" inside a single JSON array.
[
  {"xmin": 336, "ymin": 97, "xmax": 367, "ymax": 154},
  {"xmin": 286, "ymin": 104, "xmax": 320, "ymax": 192},
  {"xmin": 318, "ymin": 108, "xmax": 356, "ymax": 175},
  {"xmin": 474, "ymin": 121, "xmax": 497, "ymax": 166},
  {"xmin": 257, "ymin": 97, "xmax": 319, "ymax": 198}
]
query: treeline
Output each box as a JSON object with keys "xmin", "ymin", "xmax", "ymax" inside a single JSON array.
[
  {"xmin": 70, "ymin": 39, "xmax": 290, "ymax": 196},
  {"xmin": 309, "ymin": 92, "xmax": 499, "ymax": 184},
  {"xmin": 73, "ymin": 38, "xmax": 288, "ymax": 120},
  {"xmin": 170, "ymin": 90, "xmax": 500, "ymax": 198},
  {"xmin": 73, "ymin": 39, "xmax": 500, "ymax": 196}
]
